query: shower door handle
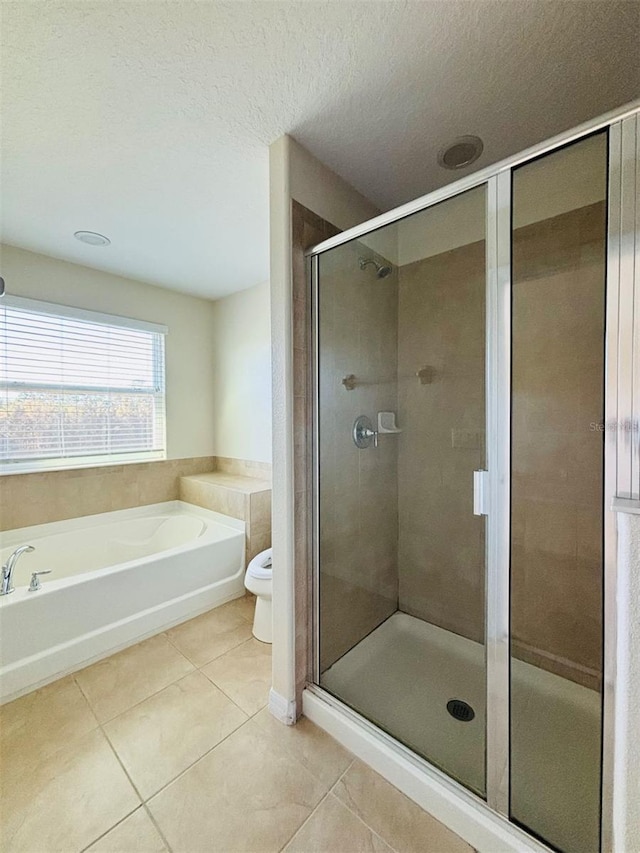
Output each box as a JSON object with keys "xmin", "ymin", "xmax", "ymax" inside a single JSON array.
[{"xmin": 473, "ymin": 470, "xmax": 489, "ymax": 516}]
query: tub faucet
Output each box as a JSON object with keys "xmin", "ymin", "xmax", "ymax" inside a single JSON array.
[{"xmin": 1, "ymin": 545, "xmax": 35, "ymax": 596}]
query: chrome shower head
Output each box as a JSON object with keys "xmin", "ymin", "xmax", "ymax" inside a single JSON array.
[{"xmin": 358, "ymin": 256, "xmax": 393, "ymax": 279}]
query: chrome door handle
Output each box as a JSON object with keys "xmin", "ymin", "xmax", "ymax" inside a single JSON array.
[{"xmin": 473, "ymin": 470, "xmax": 489, "ymax": 516}]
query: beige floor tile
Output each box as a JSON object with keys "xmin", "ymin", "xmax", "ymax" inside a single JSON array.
[
  {"xmin": 202, "ymin": 637, "xmax": 271, "ymax": 715},
  {"xmin": 284, "ymin": 793, "xmax": 393, "ymax": 852},
  {"xmin": 0, "ymin": 675, "xmax": 97, "ymax": 775},
  {"xmin": 334, "ymin": 760, "xmax": 473, "ymax": 853},
  {"xmin": 0, "ymin": 728, "xmax": 139, "ymax": 852},
  {"xmin": 86, "ymin": 807, "xmax": 168, "ymax": 852},
  {"xmin": 104, "ymin": 670, "xmax": 248, "ymax": 798},
  {"xmin": 253, "ymin": 707, "xmax": 353, "ymax": 788},
  {"xmin": 225, "ymin": 592, "xmax": 256, "ymax": 623},
  {"xmin": 165, "ymin": 600, "xmax": 252, "ymax": 667},
  {"xmin": 75, "ymin": 634, "xmax": 194, "ymax": 723},
  {"xmin": 148, "ymin": 717, "xmax": 327, "ymax": 853}
]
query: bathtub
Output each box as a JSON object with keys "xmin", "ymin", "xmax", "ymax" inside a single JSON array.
[{"xmin": 0, "ymin": 501, "xmax": 245, "ymax": 704}]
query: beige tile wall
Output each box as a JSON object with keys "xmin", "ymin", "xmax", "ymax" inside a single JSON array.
[
  {"xmin": 510, "ymin": 202, "xmax": 605, "ymax": 688},
  {"xmin": 0, "ymin": 457, "xmax": 216, "ymax": 531},
  {"xmin": 1, "ymin": 457, "xmax": 272, "ymax": 547},
  {"xmin": 397, "ymin": 239, "xmax": 487, "ymax": 644},
  {"xmin": 317, "ymin": 238, "xmax": 399, "ymax": 670},
  {"xmin": 179, "ymin": 472, "xmax": 272, "ymax": 565},
  {"xmin": 291, "ymin": 202, "xmax": 339, "ymax": 705},
  {"xmin": 215, "ymin": 457, "xmax": 272, "ymax": 481}
]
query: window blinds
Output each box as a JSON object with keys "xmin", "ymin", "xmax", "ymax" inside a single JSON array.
[{"xmin": 0, "ymin": 297, "xmax": 167, "ymax": 473}]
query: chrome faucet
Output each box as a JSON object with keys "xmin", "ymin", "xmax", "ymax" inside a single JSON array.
[{"xmin": 1, "ymin": 545, "xmax": 35, "ymax": 596}]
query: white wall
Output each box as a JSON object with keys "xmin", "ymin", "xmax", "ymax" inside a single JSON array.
[
  {"xmin": 269, "ymin": 134, "xmax": 380, "ymax": 716},
  {"xmin": 0, "ymin": 244, "xmax": 217, "ymax": 460},
  {"xmin": 614, "ymin": 512, "xmax": 640, "ymax": 851},
  {"xmin": 211, "ymin": 281, "xmax": 272, "ymax": 464}
]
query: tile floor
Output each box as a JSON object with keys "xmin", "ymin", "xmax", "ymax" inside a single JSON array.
[{"xmin": 0, "ymin": 596, "xmax": 471, "ymax": 853}]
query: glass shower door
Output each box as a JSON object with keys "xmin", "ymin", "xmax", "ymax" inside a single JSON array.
[
  {"xmin": 510, "ymin": 132, "xmax": 607, "ymax": 853},
  {"xmin": 315, "ymin": 185, "xmax": 488, "ymax": 796}
]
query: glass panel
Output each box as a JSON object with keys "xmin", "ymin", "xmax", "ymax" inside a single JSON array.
[
  {"xmin": 317, "ymin": 185, "xmax": 487, "ymax": 796},
  {"xmin": 510, "ymin": 132, "xmax": 607, "ymax": 852}
]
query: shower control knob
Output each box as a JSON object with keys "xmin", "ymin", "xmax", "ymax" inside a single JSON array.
[{"xmin": 353, "ymin": 415, "xmax": 378, "ymax": 449}]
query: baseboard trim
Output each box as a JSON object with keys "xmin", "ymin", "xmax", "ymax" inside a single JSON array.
[
  {"xmin": 303, "ymin": 686, "xmax": 550, "ymax": 853},
  {"xmin": 269, "ymin": 688, "xmax": 297, "ymax": 725}
]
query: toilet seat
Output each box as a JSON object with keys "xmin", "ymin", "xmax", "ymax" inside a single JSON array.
[
  {"xmin": 247, "ymin": 549, "xmax": 273, "ymax": 580},
  {"xmin": 244, "ymin": 548, "xmax": 273, "ymax": 643}
]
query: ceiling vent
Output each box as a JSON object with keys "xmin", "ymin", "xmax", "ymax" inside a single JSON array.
[
  {"xmin": 437, "ymin": 136, "xmax": 484, "ymax": 170},
  {"xmin": 74, "ymin": 231, "xmax": 111, "ymax": 246}
]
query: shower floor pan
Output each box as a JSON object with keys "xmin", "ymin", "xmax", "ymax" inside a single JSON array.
[{"xmin": 321, "ymin": 612, "xmax": 601, "ymax": 853}]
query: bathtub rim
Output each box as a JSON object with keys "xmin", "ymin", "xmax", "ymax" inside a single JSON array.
[{"xmin": 0, "ymin": 500, "xmax": 245, "ymax": 600}]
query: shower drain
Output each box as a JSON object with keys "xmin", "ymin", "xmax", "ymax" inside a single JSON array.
[{"xmin": 446, "ymin": 699, "xmax": 475, "ymax": 722}]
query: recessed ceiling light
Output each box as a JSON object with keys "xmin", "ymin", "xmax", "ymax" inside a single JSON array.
[
  {"xmin": 74, "ymin": 230, "xmax": 111, "ymax": 246},
  {"xmin": 437, "ymin": 135, "xmax": 484, "ymax": 170}
]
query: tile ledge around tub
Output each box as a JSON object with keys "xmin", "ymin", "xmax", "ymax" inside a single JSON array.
[{"xmin": 180, "ymin": 472, "xmax": 271, "ymax": 495}]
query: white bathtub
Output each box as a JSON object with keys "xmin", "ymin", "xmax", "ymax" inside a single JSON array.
[{"xmin": 0, "ymin": 501, "xmax": 245, "ymax": 703}]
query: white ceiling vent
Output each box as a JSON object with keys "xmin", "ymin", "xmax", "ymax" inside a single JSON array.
[
  {"xmin": 437, "ymin": 136, "xmax": 484, "ymax": 170},
  {"xmin": 74, "ymin": 231, "xmax": 111, "ymax": 247}
]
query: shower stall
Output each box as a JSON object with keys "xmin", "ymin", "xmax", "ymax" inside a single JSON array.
[{"xmin": 304, "ymin": 104, "xmax": 640, "ymax": 853}]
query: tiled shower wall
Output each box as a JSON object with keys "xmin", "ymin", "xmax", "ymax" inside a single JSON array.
[
  {"xmin": 291, "ymin": 201, "xmax": 399, "ymax": 689},
  {"xmin": 397, "ymin": 240, "xmax": 486, "ymax": 645},
  {"xmin": 510, "ymin": 202, "xmax": 605, "ymax": 689},
  {"xmin": 318, "ymin": 239, "xmax": 399, "ymax": 671}
]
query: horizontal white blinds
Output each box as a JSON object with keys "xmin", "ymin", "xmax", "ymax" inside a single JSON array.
[{"xmin": 0, "ymin": 298, "xmax": 167, "ymax": 473}]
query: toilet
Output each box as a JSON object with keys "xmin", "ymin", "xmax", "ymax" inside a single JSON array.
[{"xmin": 244, "ymin": 547, "xmax": 272, "ymax": 643}]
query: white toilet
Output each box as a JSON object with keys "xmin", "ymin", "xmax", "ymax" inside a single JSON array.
[{"xmin": 244, "ymin": 547, "xmax": 272, "ymax": 644}]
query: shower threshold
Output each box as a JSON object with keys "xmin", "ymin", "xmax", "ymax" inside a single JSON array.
[{"xmin": 320, "ymin": 612, "xmax": 601, "ymax": 853}]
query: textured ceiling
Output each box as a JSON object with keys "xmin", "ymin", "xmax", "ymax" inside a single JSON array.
[{"xmin": 1, "ymin": 1, "xmax": 638, "ymax": 299}]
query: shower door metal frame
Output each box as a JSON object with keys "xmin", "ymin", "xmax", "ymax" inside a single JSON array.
[
  {"xmin": 484, "ymin": 170, "xmax": 511, "ymax": 817},
  {"xmin": 307, "ymin": 97, "xmax": 640, "ymax": 852}
]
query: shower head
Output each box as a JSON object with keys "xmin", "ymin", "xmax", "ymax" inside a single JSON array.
[{"xmin": 358, "ymin": 256, "xmax": 393, "ymax": 279}]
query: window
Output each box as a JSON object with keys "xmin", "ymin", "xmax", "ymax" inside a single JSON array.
[{"xmin": 0, "ymin": 296, "xmax": 167, "ymax": 474}]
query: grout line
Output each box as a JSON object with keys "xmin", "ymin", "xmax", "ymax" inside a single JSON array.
[
  {"xmin": 327, "ymin": 787, "xmax": 400, "ymax": 853},
  {"xmin": 72, "ymin": 674, "xmax": 101, "ymax": 729},
  {"xmin": 99, "ymin": 719, "xmax": 146, "ymax": 802},
  {"xmin": 166, "ymin": 628, "xmax": 254, "ymax": 669},
  {"xmin": 276, "ymin": 790, "xmax": 332, "ymax": 852},
  {"xmin": 75, "ymin": 663, "xmax": 196, "ymax": 727},
  {"xmin": 143, "ymin": 802, "xmax": 174, "ymax": 853},
  {"xmin": 197, "ymin": 666, "xmax": 256, "ymax": 718},
  {"xmin": 328, "ymin": 756, "xmax": 355, "ymax": 794},
  {"xmin": 78, "ymin": 805, "xmax": 143, "ymax": 853},
  {"xmin": 140, "ymin": 704, "xmax": 262, "ymax": 804}
]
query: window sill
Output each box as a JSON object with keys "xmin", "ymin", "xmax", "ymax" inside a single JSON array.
[{"xmin": 0, "ymin": 452, "xmax": 167, "ymax": 477}]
